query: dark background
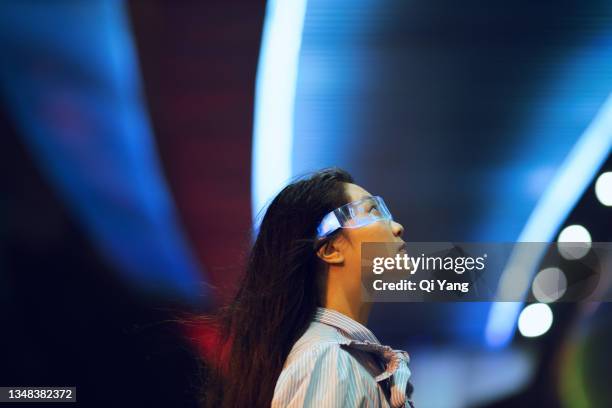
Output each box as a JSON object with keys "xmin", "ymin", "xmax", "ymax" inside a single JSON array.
[{"xmin": 1, "ymin": 1, "xmax": 610, "ymax": 407}]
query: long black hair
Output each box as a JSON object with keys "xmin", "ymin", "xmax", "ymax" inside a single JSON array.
[{"xmin": 202, "ymin": 167, "xmax": 354, "ymax": 407}]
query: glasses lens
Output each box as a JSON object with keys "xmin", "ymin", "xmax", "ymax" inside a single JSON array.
[
  {"xmin": 340, "ymin": 196, "xmax": 391, "ymax": 228},
  {"xmin": 316, "ymin": 196, "xmax": 393, "ymax": 238}
]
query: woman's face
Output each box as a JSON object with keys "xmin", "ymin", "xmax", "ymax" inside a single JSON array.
[
  {"xmin": 340, "ymin": 183, "xmax": 405, "ymax": 245},
  {"xmin": 327, "ymin": 183, "xmax": 405, "ymax": 299}
]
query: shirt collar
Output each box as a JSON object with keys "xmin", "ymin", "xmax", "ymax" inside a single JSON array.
[
  {"xmin": 314, "ymin": 307, "xmax": 380, "ymax": 344},
  {"xmin": 314, "ymin": 307, "xmax": 413, "ymax": 408}
]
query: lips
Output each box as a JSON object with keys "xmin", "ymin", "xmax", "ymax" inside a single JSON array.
[{"xmin": 397, "ymin": 242, "xmax": 408, "ymax": 255}]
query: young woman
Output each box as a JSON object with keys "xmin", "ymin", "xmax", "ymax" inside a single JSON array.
[{"xmin": 203, "ymin": 168, "xmax": 414, "ymax": 407}]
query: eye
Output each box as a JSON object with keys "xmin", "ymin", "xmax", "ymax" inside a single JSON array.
[{"xmin": 368, "ymin": 205, "xmax": 381, "ymax": 216}]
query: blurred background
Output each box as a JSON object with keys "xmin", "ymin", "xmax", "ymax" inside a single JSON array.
[{"xmin": 1, "ymin": 1, "xmax": 611, "ymax": 407}]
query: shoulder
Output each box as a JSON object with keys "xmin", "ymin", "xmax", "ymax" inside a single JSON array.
[
  {"xmin": 287, "ymin": 341, "xmax": 356, "ymax": 374},
  {"xmin": 273, "ymin": 326, "xmax": 382, "ymax": 407}
]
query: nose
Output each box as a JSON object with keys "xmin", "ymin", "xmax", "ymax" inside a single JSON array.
[{"xmin": 391, "ymin": 220, "xmax": 404, "ymax": 238}]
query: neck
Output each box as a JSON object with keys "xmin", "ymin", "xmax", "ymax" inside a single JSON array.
[{"xmin": 323, "ymin": 268, "xmax": 371, "ymax": 325}]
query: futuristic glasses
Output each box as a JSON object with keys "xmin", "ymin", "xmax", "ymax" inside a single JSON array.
[{"xmin": 316, "ymin": 195, "xmax": 393, "ymax": 238}]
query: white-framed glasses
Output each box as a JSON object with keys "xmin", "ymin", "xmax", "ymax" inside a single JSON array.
[{"xmin": 316, "ymin": 195, "xmax": 393, "ymax": 238}]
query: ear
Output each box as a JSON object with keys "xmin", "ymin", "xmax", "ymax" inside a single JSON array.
[{"xmin": 316, "ymin": 239, "xmax": 344, "ymax": 265}]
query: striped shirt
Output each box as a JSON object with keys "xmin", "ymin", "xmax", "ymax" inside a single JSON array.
[{"xmin": 271, "ymin": 307, "xmax": 414, "ymax": 407}]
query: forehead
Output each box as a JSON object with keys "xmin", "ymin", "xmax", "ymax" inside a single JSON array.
[{"xmin": 343, "ymin": 183, "xmax": 373, "ymax": 202}]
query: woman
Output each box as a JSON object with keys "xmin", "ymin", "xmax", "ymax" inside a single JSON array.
[{"xmin": 203, "ymin": 168, "xmax": 414, "ymax": 407}]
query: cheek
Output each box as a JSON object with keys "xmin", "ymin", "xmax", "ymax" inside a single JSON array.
[
  {"xmin": 342, "ymin": 223, "xmax": 396, "ymax": 262},
  {"xmin": 351, "ymin": 221, "xmax": 395, "ymax": 242}
]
